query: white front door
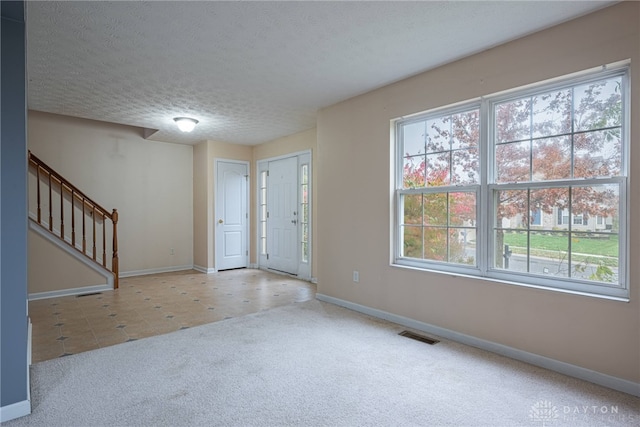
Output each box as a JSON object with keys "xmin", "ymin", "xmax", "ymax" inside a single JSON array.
[
  {"xmin": 215, "ymin": 160, "xmax": 248, "ymax": 271},
  {"xmin": 267, "ymin": 157, "xmax": 298, "ymax": 274}
]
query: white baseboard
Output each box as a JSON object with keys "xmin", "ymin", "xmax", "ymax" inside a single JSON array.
[
  {"xmin": 29, "ymin": 284, "xmax": 112, "ymax": 301},
  {"xmin": 193, "ymin": 265, "xmax": 217, "ymax": 274},
  {"xmin": 0, "ymin": 399, "xmax": 31, "ymax": 423},
  {"xmin": 119, "ymin": 265, "xmax": 194, "ymax": 278},
  {"xmin": 311, "ymin": 277, "xmax": 318, "ymax": 284},
  {"xmin": 316, "ymin": 293, "xmax": 640, "ymax": 397}
]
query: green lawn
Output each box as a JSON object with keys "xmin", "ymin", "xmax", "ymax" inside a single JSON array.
[{"xmin": 502, "ymin": 231, "xmax": 618, "ymax": 257}]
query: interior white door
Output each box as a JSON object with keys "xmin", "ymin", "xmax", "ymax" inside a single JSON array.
[
  {"xmin": 267, "ymin": 157, "xmax": 298, "ymax": 274},
  {"xmin": 215, "ymin": 161, "xmax": 248, "ymax": 271}
]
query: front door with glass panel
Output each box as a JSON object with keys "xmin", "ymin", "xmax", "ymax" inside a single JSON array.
[{"xmin": 257, "ymin": 152, "xmax": 311, "ymax": 279}]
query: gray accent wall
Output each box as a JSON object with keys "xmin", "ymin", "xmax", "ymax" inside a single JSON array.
[{"xmin": 1, "ymin": 0, "xmax": 29, "ymax": 411}]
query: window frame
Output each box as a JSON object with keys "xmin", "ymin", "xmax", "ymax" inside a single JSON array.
[
  {"xmin": 395, "ymin": 102, "xmax": 483, "ymax": 276},
  {"xmin": 393, "ymin": 64, "xmax": 630, "ymax": 299}
]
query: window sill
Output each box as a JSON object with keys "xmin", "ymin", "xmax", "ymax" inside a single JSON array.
[{"xmin": 390, "ymin": 262, "xmax": 630, "ymax": 303}]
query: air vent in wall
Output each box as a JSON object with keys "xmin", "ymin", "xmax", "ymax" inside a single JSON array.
[
  {"xmin": 399, "ymin": 330, "xmax": 439, "ymax": 345},
  {"xmin": 76, "ymin": 292, "xmax": 103, "ymax": 298}
]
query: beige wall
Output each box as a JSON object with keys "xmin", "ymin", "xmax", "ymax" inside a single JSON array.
[
  {"xmin": 193, "ymin": 141, "xmax": 212, "ymax": 269},
  {"xmin": 316, "ymin": 2, "xmax": 639, "ymax": 383},
  {"xmin": 28, "ymin": 228, "xmax": 106, "ymax": 294},
  {"xmin": 253, "ymin": 128, "xmax": 318, "ymax": 278},
  {"xmin": 28, "ymin": 111, "xmax": 194, "ymax": 280}
]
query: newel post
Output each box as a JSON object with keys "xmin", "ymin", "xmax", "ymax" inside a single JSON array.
[{"xmin": 112, "ymin": 208, "xmax": 119, "ymax": 289}]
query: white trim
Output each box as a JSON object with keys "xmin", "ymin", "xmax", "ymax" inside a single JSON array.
[
  {"xmin": 27, "ymin": 318, "xmax": 32, "ymax": 366},
  {"xmin": 29, "ymin": 219, "xmax": 114, "ymax": 288},
  {"xmin": 310, "ymin": 277, "xmax": 318, "ymax": 284},
  {"xmin": 28, "ymin": 283, "xmax": 112, "ymax": 301},
  {"xmin": 316, "ymin": 293, "xmax": 640, "ymax": 397},
  {"xmin": 119, "ymin": 265, "xmax": 194, "ymax": 278},
  {"xmin": 193, "ymin": 265, "xmax": 217, "ymax": 274},
  {"xmin": 0, "ymin": 399, "xmax": 31, "ymax": 423}
]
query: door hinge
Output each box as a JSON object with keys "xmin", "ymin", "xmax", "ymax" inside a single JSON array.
[
  {"xmin": 266, "ymin": 254, "xmax": 269, "ymax": 260},
  {"xmin": 267, "ymin": 212, "xmax": 270, "ymax": 218},
  {"xmin": 246, "ymin": 250, "xmax": 248, "ymax": 256},
  {"xmin": 246, "ymin": 212, "xmax": 248, "ymax": 219}
]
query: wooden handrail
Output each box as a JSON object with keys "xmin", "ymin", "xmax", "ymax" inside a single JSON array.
[
  {"xmin": 28, "ymin": 151, "xmax": 119, "ymax": 289},
  {"xmin": 28, "ymin": 152, "xmax": 113, "ymax": 220}
]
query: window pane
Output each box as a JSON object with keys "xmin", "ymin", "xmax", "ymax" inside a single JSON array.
[
  {"xmin": 402, "ymin": 121, "xmax": 426, "ymax": 156},
  {"xmin": 423, "ymin": 227, "xmax": 447, "ymax": 261},
  {"xmin": 494, "ymin": 230, "xmax": 528, "ymax": 272},
  {"xmin": 573, "ymin": 129, "xmax": 621, "ymax": 178},
  {"xmin": 301, "ymin": 164, "xmax": 309, "ymax": 185},
  {"xmin": 571, "ymin": 232, "xmax": 618, "ymax": 284},
  {"xmin": 451, "ymin": 110, "xmax": 479, "ymax": 150},
  {"xmin": 449, "ymin": 192, "xmax": 476, "ymax": 226},
  {"xmin": 530, "ymin": 188, "xmax": 569, "ymax": 229},
  {"xmin": 571, "ymin": 184, "xmax": 619, "ymax": 230},
  {"xmin": 426, "ymin": 116, "xmax": 450, "ymax": 153},
  {"xmin": 403, "ymin": 194, "xmax": 422, "ymax": 225},
  {"xmin": 574, "ymin": 77, "xmax": 622, "ymax": 132},
  {"xmin": 528, "ymin": 231, "xmax": 569, "ymax": 278},
  {"xmin": 403, "ymin": 155, "xmax": 425, "ymax": 188},
  {"xmin": 423, "ymin": 193, "xmax": 447, "ymax": 225},
  {"xmin": 495, "ymin": 189, "xmax": 528, "ymax": 229},
  {"xmin": 403, "ymin": 226, "xmax": 423, "ymax": 258},
  {"xmin": 495, "ymin": 141, "xmax": 530, "ymax": 183},
  {"xmin": 532, "ymin": 136, "xmax": 571, "ymax": 181},
  {"xmin": 495, "ymin": 98, "xmax": 531, "ymax": 143},
  {"xmin": 302, "ymin": 185, "xmax": 308, "ymax": 203},
  {"xmin": 426, "ymin": 153, "xmax": 450, "ymax": 186},
  {"xmin": 449, "ymin": 228, "xmax": 475, "ymax": 265},
  {"xmin": 301, "ymin": 204, "xmax": 308, "ymax": 223},
  {"xmin": 452, "ymin": 148, "xmax": 479, "ymax": 184},
  {"xmin": 531, "ymin": 88, "xmax": 572, "ymax": 138}
]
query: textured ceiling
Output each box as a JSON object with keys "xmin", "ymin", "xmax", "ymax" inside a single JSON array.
[{"xmin": 26, "ymin": 1, "xmax": 615, "ymax": 146}]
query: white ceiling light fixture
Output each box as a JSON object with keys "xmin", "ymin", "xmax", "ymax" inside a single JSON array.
[{"xmin": 173, "ymin": 117, "xmax": 199, "ymax": 133}]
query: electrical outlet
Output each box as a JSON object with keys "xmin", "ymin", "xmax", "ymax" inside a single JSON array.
[
  {"xmin": 170, "ymin": 248, "xmax": 175, "ymax": 255},
  {"xmin": 353, "ymin": 271, "xmax": 359, "ymax": 283}
]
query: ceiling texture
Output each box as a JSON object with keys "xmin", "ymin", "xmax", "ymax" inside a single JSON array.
[{"xmin": 26, "ymin": 1, "xmax": 615, "ymax": 146}]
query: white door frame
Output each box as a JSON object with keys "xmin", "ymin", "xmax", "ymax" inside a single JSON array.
[
  {"xmin": 214, "ymin": 158, "xmax": 250, "ymax": 271},
  {"xmin": 256, "ymin": 150, "xmax": 312, "ymax": 280}
]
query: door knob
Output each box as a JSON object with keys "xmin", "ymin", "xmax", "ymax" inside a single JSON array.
[
  {"xmin": 291, "ymin": 219, "xmax": 297, "ymax": 225},
  {"xmin": 218, "ymin": 219, "xmax": 224, "ymax": 224}
]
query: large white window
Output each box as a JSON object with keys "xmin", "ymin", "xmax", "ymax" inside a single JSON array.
[{"xmin": 394, "ymin": 65, "xmax": 629, "ymax": 299}]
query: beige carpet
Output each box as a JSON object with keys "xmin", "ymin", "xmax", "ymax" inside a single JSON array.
[{"xmin": 6, "ymin": 299, "xmax": 639, "ymax": 426}]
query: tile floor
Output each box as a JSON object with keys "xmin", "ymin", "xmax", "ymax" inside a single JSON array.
[{"xmin": 29, "ymin": 268, "xmax": 316, "ymax": 363}]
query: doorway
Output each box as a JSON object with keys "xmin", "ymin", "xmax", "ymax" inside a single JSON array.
[
  {"xmin": 215, "ymin": 159, "xmax": 249, "ymax": 271},
  {"xmin": 257, "ymin": 152, "xmax": 311, "ymax": 279}
]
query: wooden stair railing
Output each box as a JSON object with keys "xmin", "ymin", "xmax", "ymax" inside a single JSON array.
[{"xmin": 28, "ymin": 151, "xmax": 119, "ymax": 289}]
